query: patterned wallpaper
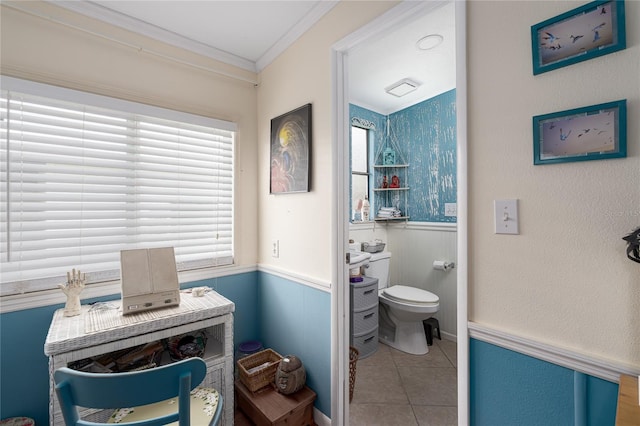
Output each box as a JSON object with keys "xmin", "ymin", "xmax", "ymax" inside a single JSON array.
[{"xmin": 350, "ymin": 89, "xmax": 457, "ymax": 223}]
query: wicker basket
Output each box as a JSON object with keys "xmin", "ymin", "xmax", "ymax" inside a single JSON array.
[
  {"xmin": 237, "ymin": 348, "xmax": 283, "ymax": 392},
  {"xmin": 349, "ymin": 346, "xmax": 359, "ymax": 403}
]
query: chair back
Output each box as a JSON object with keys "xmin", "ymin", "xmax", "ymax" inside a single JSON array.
[{"xmin": 54, "ymin": 357, "xmax": 207, "ymax": 426}]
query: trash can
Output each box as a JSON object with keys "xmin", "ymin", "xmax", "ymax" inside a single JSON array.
[
  {"xmin": 236, "ymin": 340, "xmax": 263, "ymax": 360},
  {"xmin": 349, "ymin": 346, "xmax": 359, "ymax": 403}
]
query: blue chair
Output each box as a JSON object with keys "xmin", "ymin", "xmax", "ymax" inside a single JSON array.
[{"xmin": 54, "ymin": 357, "xmax": 223, "ymax": 426}]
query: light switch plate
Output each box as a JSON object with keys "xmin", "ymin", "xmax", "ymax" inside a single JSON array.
[{"xmin": 494, "ymin": 199, "xmax": 519, "ymax": 234}]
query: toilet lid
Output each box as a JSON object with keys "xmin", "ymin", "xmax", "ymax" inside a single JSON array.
[{"xmin": 382, "ymin": 285, "xmax": 439, "ymax": 305}]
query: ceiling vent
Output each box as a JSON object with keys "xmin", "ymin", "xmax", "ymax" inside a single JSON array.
[
  {"xmin": 385, "ymin": 78, "xmax": 420, "ymax": 97},
  {"xmin": 416, "ymin": 34, "xmax": 444, "ymax": 51}
]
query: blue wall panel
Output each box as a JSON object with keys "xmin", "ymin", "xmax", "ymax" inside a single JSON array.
[
  {"xmin": 586, "ymin": 375, "xmax": 619, "ymax": 426},
  {"xmin": 258, "ymin": 272, "xmax": 332, "ymax": 418},
  {"xmin": 189, "ymin": 271, "xmax": 260, "ymax": 348},
  {"xmin": 470, "ymin": 338, "xmax": 618, "ymax": 426},
  {"xmin": 0, "ymin": 272, "xmax": 259, "ymax": 423},
  {"xmin": 1, "ymin": 303, "xmax": 63, "ymax": 424}
]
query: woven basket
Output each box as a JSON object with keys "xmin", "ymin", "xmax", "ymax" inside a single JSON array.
[
  {"xmin": 349, "ymin": 346, "xmax": 359, "ymax": 403},
  {"xmin": 237, "ymin": 348, "xmax": 283, "ymax": 392}
]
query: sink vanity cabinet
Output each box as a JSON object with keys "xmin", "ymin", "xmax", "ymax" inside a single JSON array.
[
  {"xmin": 350, "ymin": 276, "xmax": 378, "ymax": 358},
  {"xmin": 44, "ymin": 291, "xmax": 234, "ymax": 425}
]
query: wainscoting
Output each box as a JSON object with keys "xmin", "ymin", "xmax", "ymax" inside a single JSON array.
[
  {"xmin": 469, "ymin": 323, "xmax": 637, "ymax": 426},
  {"xmin": 350, "ymin": 222, "xmax": 457, "ymax": 341}
]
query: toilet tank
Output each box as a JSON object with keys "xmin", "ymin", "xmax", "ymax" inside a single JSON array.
[{"xmin": 364, "ymin": 251, "xmax": 391, "ymax": 289}]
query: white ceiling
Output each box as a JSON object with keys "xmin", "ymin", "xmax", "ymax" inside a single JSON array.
[
  {"xmin": 349, "ymin": 1, "xmax": 456, "ymax": 115},
  {"xmin": 54, "ymin": 1, "xmax": 455, "ymax": 115}
]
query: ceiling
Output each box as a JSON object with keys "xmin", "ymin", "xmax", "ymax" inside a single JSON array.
[
  {"xmin": 349, "ymin": 1, "xmax": 455, "ymax": 115},
  {"xmin": 54, "ymin": 1, "xmax": 455, "ymax": 115}
]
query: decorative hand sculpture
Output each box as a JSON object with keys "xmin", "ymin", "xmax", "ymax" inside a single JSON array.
[{"xmin": 59, "ymin": 269, "xmax": 86, "ymax": 317}]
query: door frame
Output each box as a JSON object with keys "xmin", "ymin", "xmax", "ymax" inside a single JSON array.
[{"xmin": 330, "ymin": 1, "xmax": 468, "ymax": 424}]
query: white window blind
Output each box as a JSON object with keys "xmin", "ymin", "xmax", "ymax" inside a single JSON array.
[{"xmin": 0, "ymin": 77, "xmax": 235, "ymax": 296}]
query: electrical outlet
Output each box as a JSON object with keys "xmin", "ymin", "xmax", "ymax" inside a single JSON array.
[
  {"xmin": 272, "ymin": 240, "xmax": 279, "ymax": 258},
  {"xmin": 445, "ymin": 203, "xmax": 457, "ymax": 217}
]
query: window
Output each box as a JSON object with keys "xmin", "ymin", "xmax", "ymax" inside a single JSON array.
[
  {"xmin": 0, "ymin": 77, "xmax": 236, "ymax": 296},
  {"xmin": 351, "ymin": 125, "xmax": 370, "ymax": 221}
]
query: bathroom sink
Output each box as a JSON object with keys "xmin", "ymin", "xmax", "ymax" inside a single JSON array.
[{"xmin": 349, "ymin": 250, "xmax": 371, "ymax": 269}]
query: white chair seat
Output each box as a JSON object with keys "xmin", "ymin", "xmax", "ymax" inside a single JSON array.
[{"xmin": 108, "ymin": 387, "xmax": 219, "ymax": 424}]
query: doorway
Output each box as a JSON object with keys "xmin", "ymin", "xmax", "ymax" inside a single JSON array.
[{"xmin": 331, "ymin": 1, "xmax": 468, "ymax": 424}]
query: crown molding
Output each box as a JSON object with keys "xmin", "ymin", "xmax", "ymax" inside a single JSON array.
[
  {"xmin": 51, "ymin": 0, "xmax": 257, "ymax": 72},
  {"xmin": 255, "ymin": 1, "xmax": 339, "ymax": 71},
  {"xmin": 48, "ymin": 1, "xmax": 338, "ymax": 74}
]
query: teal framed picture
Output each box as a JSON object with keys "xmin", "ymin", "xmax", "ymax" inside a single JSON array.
[
  {"xmin": 382, "ymin": 147, "xmax": 396, "ymax": 165},
  {"xmin": 533, "ymin": 100, "xmax": 626, "ymax": 165},
  {"xmin": 531, "ymin": 0, "xmax": 626, "ymax": 75}
]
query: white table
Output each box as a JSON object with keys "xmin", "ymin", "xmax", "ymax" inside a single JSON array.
[{"xmin": 44, "ymin": 291, "xmax": 235, "ymax": 425}]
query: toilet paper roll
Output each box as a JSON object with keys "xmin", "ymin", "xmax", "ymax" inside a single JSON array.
[{"xmin": 433, "ymin": 260, "xmax": 454, "ymax": 271}]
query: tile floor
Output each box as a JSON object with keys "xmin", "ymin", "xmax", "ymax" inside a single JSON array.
[
  {"xmin": 349, "ymin": 339, "xmax": 458, "ymax": 426},
  {"xmin": 234, "ymin": 338, "xmax": 458, "ymax": 426}
]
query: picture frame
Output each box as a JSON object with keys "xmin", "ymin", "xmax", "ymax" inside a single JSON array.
[
  {"xmin": 531, "ymin": 0, "xmax": 626, "ymax": 75},
  {"xmin": 270, "ymin": 103, "xmax": 312, "ymax": 194},
  {"xmin": 533, "ymin": 99, "xmax": 626, "ymax": 165}
]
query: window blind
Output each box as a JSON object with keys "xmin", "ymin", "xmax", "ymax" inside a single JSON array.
[{"xmin": 0, "ymin": 77, "xmax": 235, "ymax": 296}]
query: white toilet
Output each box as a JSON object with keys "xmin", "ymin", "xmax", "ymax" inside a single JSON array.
[{"xmin": 364, "ymin": 251, "xmax": 439, "ymax": 355}]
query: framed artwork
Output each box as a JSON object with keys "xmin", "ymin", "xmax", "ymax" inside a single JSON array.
[
  {"xmin": 382, "ymin": 147, "xmax": 396, "ymax": 165},
  {"xmin": 270, "ymin": 104, "xmax": 312, "ymax": 194},
  {"xmin": 533, "ymin": 99, "xmax": 626, "ymax": 165},
  {"xmin": 531, "ymin": 0, "xmax": 626, "ymax": 75}
]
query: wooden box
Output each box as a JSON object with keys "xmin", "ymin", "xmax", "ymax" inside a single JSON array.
[{"xmin": 235, "ymin": 380, "xmax": 317, "ymax": 426}]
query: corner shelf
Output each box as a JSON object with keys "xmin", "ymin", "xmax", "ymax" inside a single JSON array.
[
  {"xmin": 374, "ymin": 216, "xmax": 410, "ymax": 222},
  {"xmin": 372, "ymin": 118, "xmax": 409, "ymax": 222}
]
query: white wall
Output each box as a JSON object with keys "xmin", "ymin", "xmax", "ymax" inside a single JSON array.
[
  {"xmin": 256, "ymin": 1, "xmax": 398, "ymax": 282},
  {"xmin": 0, "ymin": 1, "xmax": 259, "ymax": 269},
  {"xmin": 387, "ymin": 224, "xmax": 457, "ymax": 339},
  {"xmin": 468, "ymin": 0, "xmax": 640, "ymax": 367}
]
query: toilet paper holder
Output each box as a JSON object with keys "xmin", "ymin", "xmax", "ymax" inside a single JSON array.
[{"xmin": 433, "ymin": 260, "xmax": 455, "ymax": 271}]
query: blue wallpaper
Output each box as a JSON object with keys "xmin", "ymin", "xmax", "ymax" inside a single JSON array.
[
  {"xmin": 390, "ymin": 89, "xmax": 457, "ymax": 222},
  {"xmin": 350, "ymin": 89, "xmax": 457, "ymax": 223}
]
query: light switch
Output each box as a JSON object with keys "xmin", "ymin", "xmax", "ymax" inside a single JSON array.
[{"xmin": 494, "ymin": 199, "xmax": 519, "ymax": 234}]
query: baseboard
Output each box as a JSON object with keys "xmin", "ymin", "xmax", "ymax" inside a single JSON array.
[
  {"xmin": 441, "ymin": 330, "xmax": 457, "ymax": 343},
  {"xmin": 468, "ymin": 322, "xmax": 640, "ymax": 383},
  {"xmin": 313, "ymin": 407, "xmax": 331, "ymax": 426}
]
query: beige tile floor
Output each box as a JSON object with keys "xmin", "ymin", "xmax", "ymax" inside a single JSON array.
[{"xmin": 349, "ymin": 338, "xmax": 458, "ymax": 426}]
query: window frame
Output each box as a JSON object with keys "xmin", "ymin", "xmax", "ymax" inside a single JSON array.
[
  {"xmin": 0, "ymin": 76, "xmax": 237, "ymax": 297},
  {"xmin": 350, "ymin": 125, "xmax": 371, "ymax": 221}
]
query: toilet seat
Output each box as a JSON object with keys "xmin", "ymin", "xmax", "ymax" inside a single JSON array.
[{"xmin": 382, "ymin": 285, "xmax": 439, "ymax": 306}]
